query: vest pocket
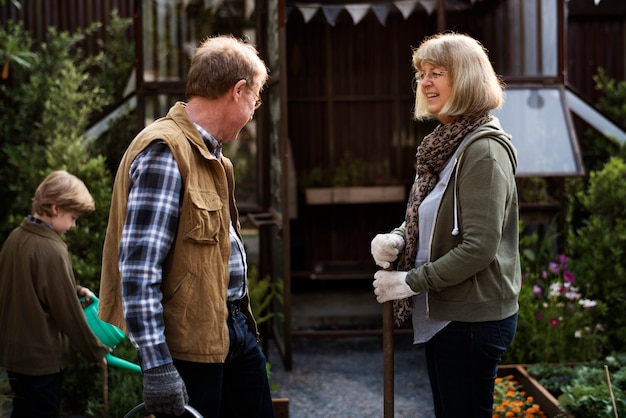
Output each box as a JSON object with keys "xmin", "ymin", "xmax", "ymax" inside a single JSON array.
[{"xmin": 184, "ymin": 188, "xmax": 223, "ymax": 244}]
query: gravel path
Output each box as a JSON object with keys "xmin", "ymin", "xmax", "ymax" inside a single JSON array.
[{"xmin": 267, "ymin": 336, "xmax": 435, "ymax": 418}]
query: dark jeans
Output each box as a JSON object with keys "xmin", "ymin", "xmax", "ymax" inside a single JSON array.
[
  {"xmin": 7, "ymin": 370, "xmax": 63, "ymax": 418},
  {"xmin": 425, "ymin": 313, "xmax": 518, "ymax": 418},
  {"xmin": 158, "ymin": 301, "xmax": 275, "ymax": 418}
]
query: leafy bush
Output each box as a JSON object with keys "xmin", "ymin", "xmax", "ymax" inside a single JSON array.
[
  {"xmin": 248, "ymin": 265, "xmax": 282, "ymax": 326},
  {"xmin": 504, "ymin": 249, "xmax": 606, "ymax": 364},
  {"xmin": 593, "ymin": 68, "xmax": 626, "ymax": 133},
  {"xmin": 567, "ymin": 157, "xmax": 626, "ymax": 353},
  {"xmin": 85, "ymin": 339, "xmax": 143, "ymax": 418},
  {"xmin": 0, "ymin": 12, "xmax": 137, "ymax": 416},
  {"xmin": 528, "ymin": 354, "xmax": 626, "ymax": 417}
]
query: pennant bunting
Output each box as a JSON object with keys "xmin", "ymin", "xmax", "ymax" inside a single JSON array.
[
  {"xmin": 211, "ymin": 0, "xmax": 224, "ymax": 12},
  {"xmin": 322, "ymin": 5, "xmax": 345, "ymax": 26},
  {"xmin": 394, "ymin": 0, "xmax": 418, "ymax": 19},
  {"xmin": 298, "ymin": 3, "xmax": 322, "ymax": 22},
  {"xmin": 418, "ymin": 0, "xmax": 437, "ymax": 15},
  {"xmin": 244, "ymin": 0, "xmax": 255, "ymax": 19},
  {"xmin": 345, "ymin": 4, "xmax": 370, "ymax": 24},
  {"xmin": 288, "ymin": 0, "xmax": 483, "ymax": 25},
  {"xmin": 370, "ymin": 3, "xmax": 391, "ymax": 25}
]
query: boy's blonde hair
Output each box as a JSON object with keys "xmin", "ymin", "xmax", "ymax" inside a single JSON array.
[
  {"xmin": 31, "ymin": 170, "xmax": 95, "ymax": 217},
  {"xmin": 412, "ymin": 32, "xmax": 504, "ymax": 121}
]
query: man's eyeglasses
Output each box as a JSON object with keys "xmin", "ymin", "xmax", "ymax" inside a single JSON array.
[
  {"xmin": 415, "ymin": 70, "xmax": 448, "ymax": 82},
  {"xmin": 246, "ymin": 85, "xmax": 263, "ymax": 110}
]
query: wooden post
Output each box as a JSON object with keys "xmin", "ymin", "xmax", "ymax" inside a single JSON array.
[{"xmin": 383, "ymin": 301, "xmax": 394, "ymax": 417}]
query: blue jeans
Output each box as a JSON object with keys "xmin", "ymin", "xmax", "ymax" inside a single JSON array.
[
  {"xmin": 159, "ymin": 301, "xmax": 275, "ymax": 418},
  {"xmin": 8, "ymin": 370, "xmax": 63, "ymax": 418},
  {"xmin": 424, "ymin": 313, "xmax": 518, "ymax": 418}
]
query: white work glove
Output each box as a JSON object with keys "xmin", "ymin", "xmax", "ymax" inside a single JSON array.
[
  {"xmin": 373, "ymin": 270, "xmax": 418, "ymax": 303},
  {"xmin": 370, "ymin": 233, "xmax": 405, "ymax": 269}
]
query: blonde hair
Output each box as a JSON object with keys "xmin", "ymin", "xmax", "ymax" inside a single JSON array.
[
  {"xmin": 412, "ymin": 32, "xmax": 504, "ymax": 121},
  {"xmin": 31, "ymin": 170, "xmax": 95, "ymax": 217},
  {"xmin": 185, "ymin": 34, "xmax": 269, "ymax": 100}
]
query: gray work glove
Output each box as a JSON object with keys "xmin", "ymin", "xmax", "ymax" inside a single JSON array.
[
  {"xmin": 371, "ymin": 233, "xmax": 405, "ymax": 269},
  {"xmin": 373, "ymin": 270, "xmax": 418, "ymax": 303},
  {"xmin": 143, "ymin": 363, "xmax": 189, "ymax": 416}
]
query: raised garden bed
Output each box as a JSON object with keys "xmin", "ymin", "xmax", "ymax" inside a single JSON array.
[{"xmin": 497, "ymin": 364, "xmax": 569, "ymax": 418}]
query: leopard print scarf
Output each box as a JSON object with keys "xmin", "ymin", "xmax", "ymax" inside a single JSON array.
[{"xmin": 393, "ymin": 114, "xmax": 492, "ymax": 326}]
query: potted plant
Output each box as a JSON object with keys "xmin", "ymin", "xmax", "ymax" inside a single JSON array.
[{"xmin": 300, "ymin": 153, "xmax": 405, "ymax": 205}]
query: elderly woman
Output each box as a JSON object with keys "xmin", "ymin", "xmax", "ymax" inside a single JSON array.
[{"xmin": 372, "ymin": 32, "xmax": 521, "ymax": 418}]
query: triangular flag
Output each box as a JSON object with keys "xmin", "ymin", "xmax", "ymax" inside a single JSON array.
[
  {"xmin": 394, "ymin": 0, "xmax": 418, "ymax": 19},
  {"xmin": 211, "ymin": 0, "xmax": 225, "ymax": 13},
  {"xmin": 371, "ymin": 3, "xmax": 391, "ymax": 26},
  {"xmin": 297, "ymin": 3, "xmax": 321, "ymax": 23},
  {"xmin": 418, "ymin": 0, "xmax": 437, "ymax": 15},
  {"xmin": 244, "ymin": 0, "xmax": 255, "ymax": 20},
  {"xmin": 345, "ymin": 4, "xmax": 370, "ymax": 25},
  {"xmin": 322, "ymin": 5, "xmax": 344, "ymax": 26}
]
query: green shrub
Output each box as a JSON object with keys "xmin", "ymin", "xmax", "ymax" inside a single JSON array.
[
  {"xmin": 0, "ymin": 12, "xmax": 137, "ymax": 416},
  {"xmin": 528, "ymin": 355, "xmax": 626, "ymax": 417},
  {"xmin": 85, "ymin": 339, "xmax": 143, "ymax": 418},
  {"xmin": 504, "ymin": 247, "xmax": 606, "ymax": 364},
  {"xmin": 567, "ymin": 157, "xmax": 626, "ymax": 352}
]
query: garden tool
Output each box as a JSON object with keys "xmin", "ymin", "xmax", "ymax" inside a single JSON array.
[
  {"xmin": 123, "ymin": 402, "xmax": 203, "ymax": 418},
  {"xmin": 383, "ymin": 299, "xmax": 394, "ymax": 418},
  {"xmin": 81, "ymin": 295, "xmax": 142, "ymax": 373}
]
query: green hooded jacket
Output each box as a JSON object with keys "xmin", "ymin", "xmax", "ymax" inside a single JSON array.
[{"xmin": 402, "ymin": 118, "xmax": 521, "ymax": 322}]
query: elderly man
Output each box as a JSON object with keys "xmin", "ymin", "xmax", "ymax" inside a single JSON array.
[{"xmin": 99, "ymin": 35, "xmax": 273, "ymax": 418}]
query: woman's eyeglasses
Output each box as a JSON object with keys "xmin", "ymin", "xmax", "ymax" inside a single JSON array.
[{"xmin": 415, "ymin": 70, "xmax": 448, "ymax": 82}]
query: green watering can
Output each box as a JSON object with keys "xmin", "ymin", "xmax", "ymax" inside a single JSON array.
[{"xmin": 81, "ymin": 295, "xmax": 141, "ymax": 373}]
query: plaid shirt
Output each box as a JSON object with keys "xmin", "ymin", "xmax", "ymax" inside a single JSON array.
[{"xmin": 120, "ymin": 129, "xmax": 246, "ymax": 369}]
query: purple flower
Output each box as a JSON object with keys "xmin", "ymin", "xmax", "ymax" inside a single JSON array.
[
  {"xmin": 563, "ymin": 271, "xmax": 575, "ymax": 284},
  {"xmin": 533, "ymin": 285, "xmax": 543, "ymax": 297},
  {"xmin": 549, "ymin": 262, "xmax": 559, "ymax": 275},
  {"xmin": 556, "ymin": 254, "xmax": 570, "ymax": 269}
]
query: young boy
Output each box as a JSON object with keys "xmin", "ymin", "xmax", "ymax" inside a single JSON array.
[{"xmin": 0, "ymin": 170, "xmax": 109, "ymax": 417}]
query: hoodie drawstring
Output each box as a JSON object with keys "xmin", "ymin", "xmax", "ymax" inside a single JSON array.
[{"xmin": 451, "ymin": 152, "xmax": 464, "ymax": 236}]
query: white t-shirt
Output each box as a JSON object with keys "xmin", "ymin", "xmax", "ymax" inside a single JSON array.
[{"xmin": 411, "ymin": 143, "xmax": 465, "ymax": 344}]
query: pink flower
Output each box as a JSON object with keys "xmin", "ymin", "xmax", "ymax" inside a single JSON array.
[
  {"xmin": 549, "ymin": 262, "xmax": 559, "ymax": 275},
  {"xmin": 563, "ymin": 271, "xmax": 575, "ymax": 284},
  {"xmin": 556, "ymin": 254, "xmax": 569, "ymax": 268},
  {"xmin": 550, "ymin": 317, "xmax": 560, "ymax": 327}
]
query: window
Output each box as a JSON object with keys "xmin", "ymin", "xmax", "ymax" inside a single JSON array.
[{"xmin": 492, "ymin": 86, "xmax": 583, "ymax": 176}]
